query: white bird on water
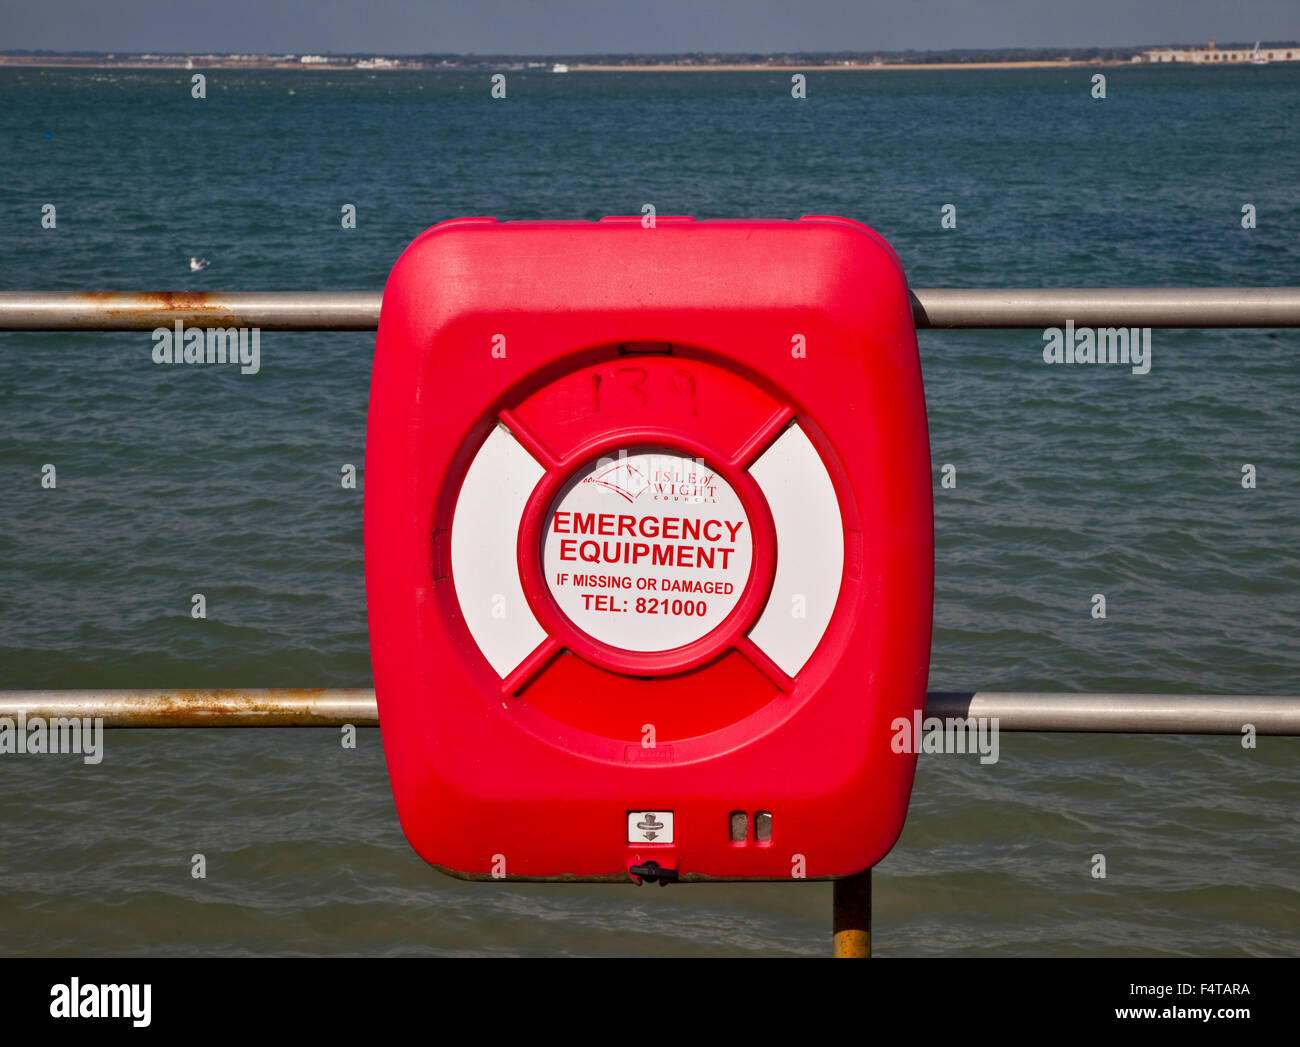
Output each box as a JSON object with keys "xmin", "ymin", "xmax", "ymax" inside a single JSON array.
[{"xmin": 189, "ymin": 257, "xmax": 210, "ymax": 272}]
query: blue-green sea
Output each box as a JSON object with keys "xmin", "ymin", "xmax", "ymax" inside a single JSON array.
[{"xmin": 0, "ymin": 64, "xmax": 1297, "ymax": 956}]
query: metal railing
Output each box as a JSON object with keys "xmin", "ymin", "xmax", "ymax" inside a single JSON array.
[
  {"xmin": 1, "ymin": 287, "xmax": 1295, "ymax": 733},
  {"xmin": 4, "ymin": 285, "xmax": 1297, "ymax": 957},
  {"xmin": 3, "ymin": 287, "xmax": 1300, "ymax": 330},
  {"xmin": 1, "ymin": 689, "xmax": 1297, "ymax": 733}
]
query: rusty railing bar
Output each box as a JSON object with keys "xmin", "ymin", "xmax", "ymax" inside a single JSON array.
[
  {"xmin": 1, "ymin": 690, "xmax": 1297, "ymax": 732},
  {"xmin": 2, "ymin": 289, "xmax": 1300, "ymax": 330}
]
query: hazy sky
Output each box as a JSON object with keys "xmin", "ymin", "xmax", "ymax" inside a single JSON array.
[{"xmin": 3, "ymin": 0, "xmax": 1298, "ymax": 54}]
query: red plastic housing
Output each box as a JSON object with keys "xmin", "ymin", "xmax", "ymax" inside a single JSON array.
[{"xmin": 365, "ymin": 216, "xmax": 932, "ymax": 882}]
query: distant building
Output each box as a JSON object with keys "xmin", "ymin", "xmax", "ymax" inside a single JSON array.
[
  {"xmin": 1141, "ymin": 40, "xmax": 1298, "ymax": 63},
  {"xmin": 300, "ymin": 55, "xmax": 329, "ymax": 64}
]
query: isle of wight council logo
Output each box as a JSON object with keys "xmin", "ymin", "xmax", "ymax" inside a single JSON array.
[{"xmin": 587, "ymin": 460, "xmax": 650, "ymax": 503}]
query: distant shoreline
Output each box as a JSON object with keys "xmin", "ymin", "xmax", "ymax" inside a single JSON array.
[
  {"xmin": 0, "ymin": 57, "xmax": 1125, "ymax": 73},
  {"xmin": 569, "ymin": 60, "xmax": 1109, "ymax": 71}
]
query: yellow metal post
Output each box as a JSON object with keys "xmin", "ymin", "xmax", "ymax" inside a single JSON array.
[{"xmin": 832, "ymin": 869, "xmax": 871, "ymax": 957}]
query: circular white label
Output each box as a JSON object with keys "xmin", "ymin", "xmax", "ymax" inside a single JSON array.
[{"xmin": 542, "ymin": 449, "xmax": 753, "ymax": 652}]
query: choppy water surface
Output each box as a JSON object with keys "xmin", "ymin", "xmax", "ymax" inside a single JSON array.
[{"xmin": 0, "ymin": 66, "xmax": 1297, "ymax": 956}]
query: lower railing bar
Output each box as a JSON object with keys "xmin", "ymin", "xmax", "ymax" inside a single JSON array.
[
  {"xmin": 1, "ymin": 690, "xmax": 1296, "ymax": 733},
  {"xmin": 924, "ymin": 691, "xmax": 1299, "ymax": 735},
  {"xmin": 2, "ymin": 289, "xmax": 1299, "ymax": 331},
  {"xmin": 0, "ymin": 689, "xmax": 378, "ymax": 727}
]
